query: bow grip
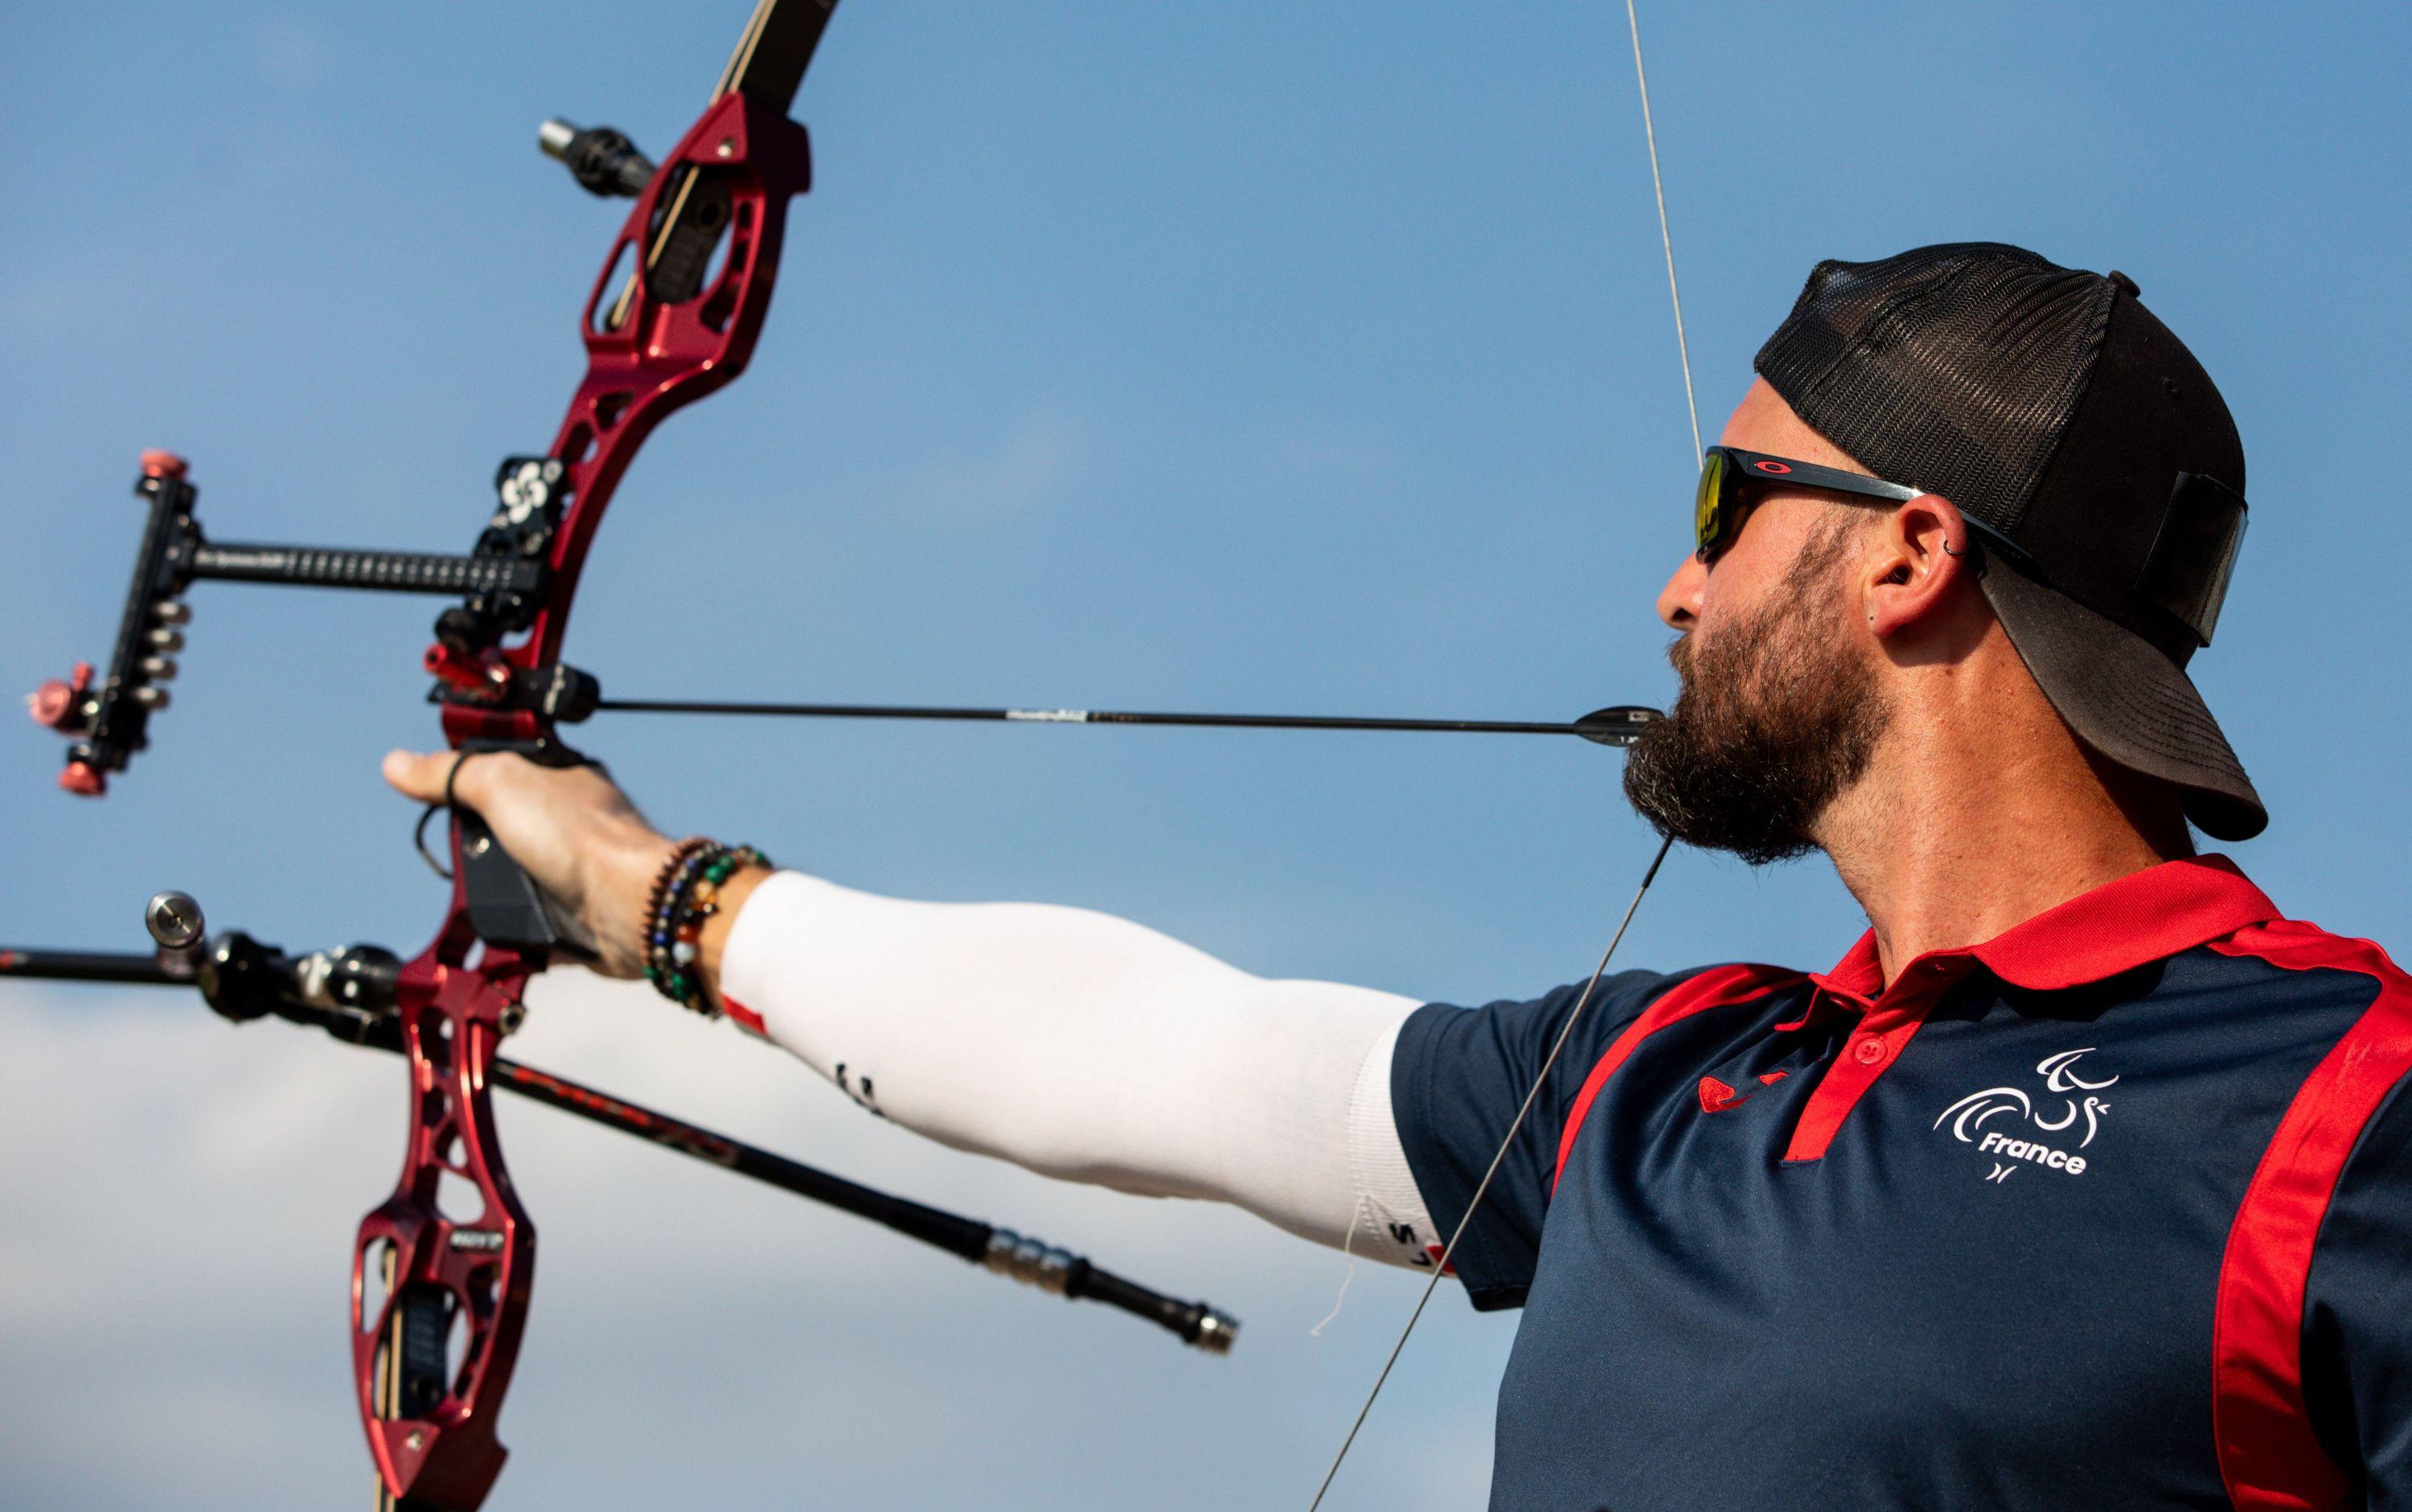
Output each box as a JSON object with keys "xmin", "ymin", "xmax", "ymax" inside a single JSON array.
[{"xmin": 451, "ymin": 739, "xmax": 599, "ymax": 961}]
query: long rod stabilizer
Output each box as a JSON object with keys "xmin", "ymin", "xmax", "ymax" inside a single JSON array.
[{"xmin": 0, "ymin": 931, "xmax": 1237, "ymax": 1353}]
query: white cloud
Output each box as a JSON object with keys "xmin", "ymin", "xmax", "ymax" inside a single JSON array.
[{"xmin": 909, "ymin": 417, "xmax": 1077, "ymax": 522}]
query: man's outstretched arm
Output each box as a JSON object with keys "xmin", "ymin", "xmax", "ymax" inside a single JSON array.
[{"xmin": 383, "ymin": 747, "xmax": 1442, "ymax": 1264}]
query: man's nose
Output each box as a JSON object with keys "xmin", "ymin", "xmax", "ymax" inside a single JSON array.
[{"xmin": 1656, "ymin": 554, "xmax": 1705, "ymax": 629}]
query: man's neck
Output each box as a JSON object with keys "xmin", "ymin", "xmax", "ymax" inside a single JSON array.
[{"xmin": 1815, "ymin": 647, "xmax": 2188, "ymax": 985}]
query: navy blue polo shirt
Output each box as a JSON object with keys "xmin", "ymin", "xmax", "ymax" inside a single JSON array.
[{"xmin": 1391, "ymin": 857, "xmax": 2412, "ymax": 1510}]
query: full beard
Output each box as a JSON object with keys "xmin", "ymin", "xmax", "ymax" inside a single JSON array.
[{"xmin": 1622, "ymin": 522, "xmax": 1891, "ymax": 864}]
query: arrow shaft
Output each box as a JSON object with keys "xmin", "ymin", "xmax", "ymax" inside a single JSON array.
[{"xmin": 593, "ymin": 697, "xmax": 1643, "ymax": 740}]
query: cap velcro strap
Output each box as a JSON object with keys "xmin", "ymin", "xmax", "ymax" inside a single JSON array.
[{"xmin": 2137, "ymin": 473, "xmax": 2249, "ymax": 647}]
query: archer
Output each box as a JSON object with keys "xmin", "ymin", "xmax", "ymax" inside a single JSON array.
[{"xmin": 385, "ymin": 243, "xmax": 2412, "ymax": 1510}]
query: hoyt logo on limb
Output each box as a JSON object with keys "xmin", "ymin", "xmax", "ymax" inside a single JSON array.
[{"xmin": 1933, "ymin": 1048, "xmax": 2119, "ymax": 1182}]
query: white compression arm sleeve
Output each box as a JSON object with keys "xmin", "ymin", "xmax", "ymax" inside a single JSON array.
[{"xmin": 719, "ymin": 871, "xmax": 1442, "ymax": 1265}]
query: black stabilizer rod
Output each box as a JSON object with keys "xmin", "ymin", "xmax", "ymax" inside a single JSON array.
[
  {"xmin": 0, "ymin": 947, "xmax": 192, "ymax": 982},
  {"xmin": 0, "ymin": 944, "xmax": 1237, "ymax": 1352},
  {"xmin": 486, "ymin": 1058, "xmax": 1237, "ymax": 1350},
  {"xmin": 187, "ymin": 543, "xmax": 543, "ymax": 596}
]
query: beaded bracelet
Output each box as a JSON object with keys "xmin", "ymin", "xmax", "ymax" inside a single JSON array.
[
  {"xmin": 645, "ymin": 842, "xmax": 721, "ymax": 1010},
  {"xmin": 642, "ymin": 838, "xmax": 712, "ymax": 949},
  {"xmin": 644, "ymin": 840, "xmax": 770, "ymax": 1016},
  {"xmin": 640, "ymin": 838, "xmax": 712, "ymax": 1005}
]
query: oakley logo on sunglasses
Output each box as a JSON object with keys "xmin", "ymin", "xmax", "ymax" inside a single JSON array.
[{"xmin": 1751, "ymin": 461, "xmax": 1793, "ymax": 475}]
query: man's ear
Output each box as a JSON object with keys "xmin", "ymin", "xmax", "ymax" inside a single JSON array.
[{"xmin": 1863, "ymin": 494, "xmax": 1981, "ymax": 639}]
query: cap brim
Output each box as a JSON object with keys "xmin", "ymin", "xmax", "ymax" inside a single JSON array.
[{"xmin": 1979, "ymin": 560, "xmax": 2266, "ymax": 841}]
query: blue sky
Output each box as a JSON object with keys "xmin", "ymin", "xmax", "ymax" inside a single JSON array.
[{"xmin": 4, "ymin": 2, "xmax": 2408, "ymax": 1507}]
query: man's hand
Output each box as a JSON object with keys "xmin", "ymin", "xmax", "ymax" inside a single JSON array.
[{"xmin": 383, "ymin": 749, "xmax": 677, "ymax": 979}]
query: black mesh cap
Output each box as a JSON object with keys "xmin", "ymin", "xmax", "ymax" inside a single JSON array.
[{"xmin": 1754, "ymin": 242, "xmax": 2264, "ymax": 840}]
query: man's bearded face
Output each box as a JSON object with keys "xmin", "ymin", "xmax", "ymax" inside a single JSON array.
[{"xmin": 1622, "ymin": 518, "xmax": 1891, "ymax": 863}]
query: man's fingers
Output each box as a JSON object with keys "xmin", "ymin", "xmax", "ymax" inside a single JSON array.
[
  {"xmin": 383, "ymin": 745, "xmax": 639, "ymax": 830},
  {"xmin": 383, "ymin": 748, "xmax": 474, "ymax": 805}
]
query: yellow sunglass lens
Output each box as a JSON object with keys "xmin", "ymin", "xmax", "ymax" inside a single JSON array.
[{"xmin": 1694, "ymin": 452, "xmax": 1725, "ymax": 554}]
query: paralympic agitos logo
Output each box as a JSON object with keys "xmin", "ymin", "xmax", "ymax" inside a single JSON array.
[{"xmin": 1932, "ymin": 1049, "xmax": 2118, "ymax": 1182}]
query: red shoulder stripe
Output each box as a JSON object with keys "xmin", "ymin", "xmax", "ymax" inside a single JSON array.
[
  {"xmin": 1550, "ymin": 963, "xmax": 1803, "ymax": 1194},
  {"xmin": 2208, "ymin": 921, "xmax": 2412, "ymax": 1510}
]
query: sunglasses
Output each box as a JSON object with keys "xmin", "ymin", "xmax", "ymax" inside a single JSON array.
[
  {"xmin": 1692, "ymin": 446, "xmax": 1938, "ymax": 563},
  {"xmin": 1692, "ymin": 447, "xmax": 2246, "ymax": 649}
]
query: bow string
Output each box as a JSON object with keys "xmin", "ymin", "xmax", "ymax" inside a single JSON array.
[{"xmin": 1306, "ymin": 2, "xmax": 1696, "ymax": 1502}]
